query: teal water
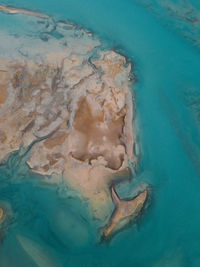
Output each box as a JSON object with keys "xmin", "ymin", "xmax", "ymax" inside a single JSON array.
[{"xmin": 0, "ymin": 0, "xmax": 200, "ymax": 266}]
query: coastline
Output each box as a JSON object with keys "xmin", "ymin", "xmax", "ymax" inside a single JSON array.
[{"xmin": 0, "ymin": 5, "xmax": 148, "ymax": 238}]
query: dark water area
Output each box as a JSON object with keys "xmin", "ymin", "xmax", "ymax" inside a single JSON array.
[{"xmin": 0, "ymin": 0, "xmax": 200, "ymax": 266}]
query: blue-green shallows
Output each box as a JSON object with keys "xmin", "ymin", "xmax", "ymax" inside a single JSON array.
[{"xmin": 0, "ymin": 0, "xmax": 200, "ymax": 266}]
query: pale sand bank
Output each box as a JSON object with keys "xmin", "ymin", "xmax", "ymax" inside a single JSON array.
[{"xmin": 0, "ymin": 208, "xmax": 3, "ymax": 221}]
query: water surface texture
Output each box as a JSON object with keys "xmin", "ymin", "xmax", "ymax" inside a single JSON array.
[{"xmin": 0, "ymin": 0, "xmax": 200, "ymax": 266}]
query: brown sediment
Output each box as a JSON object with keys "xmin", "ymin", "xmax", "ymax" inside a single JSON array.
[
  {"xmin": 44, "ymin": 131, "xmax": 67, "ymax": 149},
  {"xmin": 46, "ymin": 153, "xmax": 64, "ymax": 166},
  {"xmin": 0, "ymin": 70, "xmax": 10, "ymax": 105},
  {"xmin": 101, "ymin": 186, "xmax": 148, "ymax": 239},
  {"xmin": 0, "ymin": 130, "xmax": 7, "ymax": 144},
  {"xmin": 22, "ymin": 120, "xmax": 35, "ymax": 135},
  {"xmin": 0, "ymin": 85, "xmax": 8, "ymax": 105},
  {"xmin": 72, "ymin": 97, "xmax": 125, "ymax": 170},
  {"xmin": 0, "ymin": 208, "xmax": 3, "ymax": 221}
]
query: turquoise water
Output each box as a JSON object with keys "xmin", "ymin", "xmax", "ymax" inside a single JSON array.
[{"xmin": 0, "ymin": 0, "xmax": 200, "ymax": 266}]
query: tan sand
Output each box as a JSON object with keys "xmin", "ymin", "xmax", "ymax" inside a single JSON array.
[
  {"xmin": 102, "ymin": 186, "xmax": 148, "ymax": 239},
  {"xmin": 0, "ymin": 208, "xmax": 3, "ymax": 221}
]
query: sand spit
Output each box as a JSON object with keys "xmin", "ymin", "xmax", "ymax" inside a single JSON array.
[
  {"xmin": 101, "ymin": 186, "xmax": 147, "ymax": 239},
  {"xmin": 0, "ymin": 5, "xmax": 47, "ymax": 18}
]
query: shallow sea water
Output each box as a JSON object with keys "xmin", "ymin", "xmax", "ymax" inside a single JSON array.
[{"xmin": 0, "ymin": 0, "xmax": 200, "ymax": 266}]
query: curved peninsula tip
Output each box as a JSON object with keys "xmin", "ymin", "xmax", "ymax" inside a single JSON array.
[{"xmin": 101, "ymin": 186, "xmax": 148, "ymax": 240}]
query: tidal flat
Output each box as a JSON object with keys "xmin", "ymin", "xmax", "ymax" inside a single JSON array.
[
  {"xmin": 0, "ymin": 0, "xmax": 200, "ymax": 266},
  {"xmin": 0, "ymin": 4, "xmax": 148, "ymax": 266}
]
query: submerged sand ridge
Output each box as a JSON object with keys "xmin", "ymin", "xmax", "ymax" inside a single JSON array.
[{"xmin": 0, "ymin": 6, "xmax": 148, "ymax": 238}]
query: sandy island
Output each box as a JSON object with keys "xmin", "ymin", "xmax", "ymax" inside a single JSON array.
[{"xmin": 0, "ymin": 5, "xmax": 148, "ymax": 238}]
